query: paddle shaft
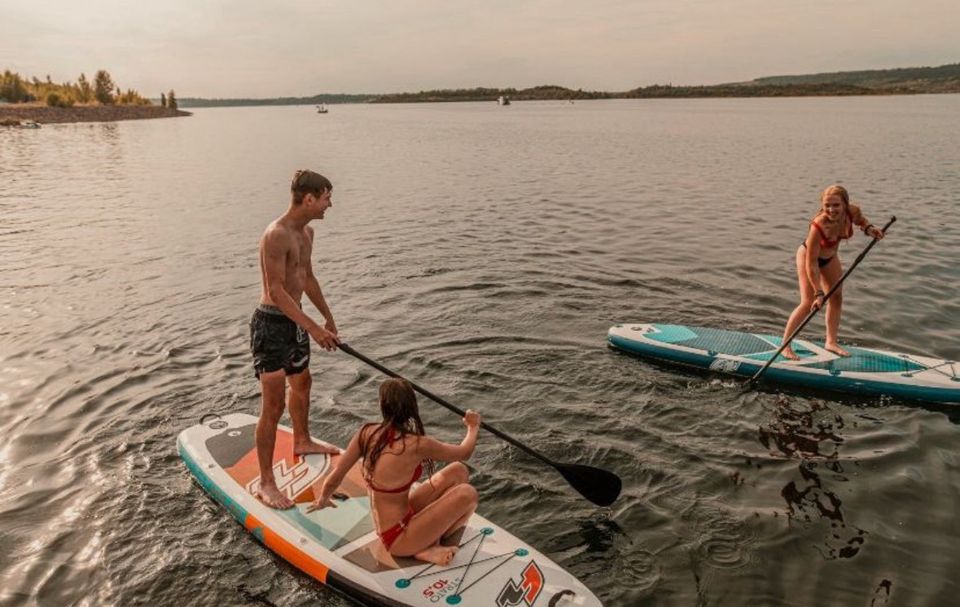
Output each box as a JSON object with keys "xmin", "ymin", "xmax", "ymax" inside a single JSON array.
[
  {"xmin": 337, "ymin": 343, "xmax": 554, "ymax": 467},
  {"xmin": 747, "ymin": 215, "xmax": 896, "ymax": 385}
]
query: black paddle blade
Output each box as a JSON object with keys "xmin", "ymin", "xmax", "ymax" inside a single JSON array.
[{"xmin": 555, "ymin": 462, "xmax": 622, "ymax": 507}]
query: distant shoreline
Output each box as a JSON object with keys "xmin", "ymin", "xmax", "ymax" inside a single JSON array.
[
  {"xmin": 4, "ymin": 60, "xmax": 957, "ymax": 117},
  {"xmin": 369, "ymin": 82, "xmax": 958, "ymax": 104},
  {"xmin": 175, "ymin": 85, "xmax": 957, "ymax": 108},
  {"xmin": 0, "ymin": 104, "xmax": 191, "ymax": 126},
  {"xmin": 180, "ymin": 62, "xmax": 960, "ymax": 107}
]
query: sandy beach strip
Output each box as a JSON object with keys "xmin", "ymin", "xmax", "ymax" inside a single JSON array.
[{"xmin": 0, "ymin": 104, "xmax": 191, "ymax": 125}]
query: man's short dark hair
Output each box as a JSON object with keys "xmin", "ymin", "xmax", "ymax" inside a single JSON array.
[{"xmin": 291, "ymin": 169, "xmax": 332, "ymax": 204}]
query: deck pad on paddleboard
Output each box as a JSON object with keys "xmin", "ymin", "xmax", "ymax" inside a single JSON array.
[
  {"xmin": 608, "ymin": 323, "xmax": 960, "ymax": 403},
  {"xmin": 178, "ymin": 413, "xmax": 601, "ymax": 606}
]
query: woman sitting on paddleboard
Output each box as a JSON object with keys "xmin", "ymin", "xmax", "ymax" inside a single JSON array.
[
  {"xmin": 310, "ymin": 378, "xmax": 480, "ymax": 566},
  {"xmin": 781, "ymin": 184, "xmax": 884, "ymax": 360}
]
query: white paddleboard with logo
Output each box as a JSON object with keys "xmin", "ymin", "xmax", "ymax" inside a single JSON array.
[{"xmin": 178, "ymin": 413, "xmax": 602, "ymax": 606}]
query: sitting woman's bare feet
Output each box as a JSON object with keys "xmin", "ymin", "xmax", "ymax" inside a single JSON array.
[
  {"xmin": 414, "ymin": 544, "xmax": 459, "ymax": 566},
  {"xmin": 255, "ymin": 485, "xmax": 295, "ymax": 509},
  {"xmin": 294, "ymin": 440, "xmax": 340, "ymax": 457},
  {"xmin": 781, "ymin": 348, "xmax": 800, "ymax": 361},
  {"xmin": 825, "ymin": 342, "xmax": 851, "ymax": 357}
]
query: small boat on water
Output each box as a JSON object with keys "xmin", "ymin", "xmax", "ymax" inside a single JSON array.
[
  {"xmin": 316, "ymin": 104, "xmax": 329, "ymax": 114},
  {"xmin": 497, "ymin": 95, "xmax": 511, "ymax": 106}
]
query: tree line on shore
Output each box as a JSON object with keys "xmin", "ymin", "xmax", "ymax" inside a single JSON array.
[
  {"xmin": 7, "ymin": 61, "xmax": 953, "ymax": 110},
  {"xmin": 372, "ymin": 62, "xmax": 958, "ymax": 102},
  {"xmin": 0, "ymin": 69, "xmax": 180, "ymax": 110}
]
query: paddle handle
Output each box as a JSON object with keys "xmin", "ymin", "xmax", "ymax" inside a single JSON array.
[
  {"xmin": 747, "ymin": 215, "xmax": 896, "ymax": 385},
  {"xmin": 337, "ymin": 343, "xmax": 554, "ymax": 466}
]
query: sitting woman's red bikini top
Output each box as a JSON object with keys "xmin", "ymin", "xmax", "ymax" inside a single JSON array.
[
  {"xmin": 364, "ymin": 427, "xmax": 423, "ymax": 494},
  {"xmin": 811, "ymin": 208, "xmax": 854, "ymax": 249}
]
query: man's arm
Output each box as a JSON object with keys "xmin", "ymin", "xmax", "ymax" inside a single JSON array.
[
  {"xmin": 302, "ymin": 227, "xmax": 337, "ymax": 333},
  {"xmin": 262, "ymin": 229, "xmax": 338, "ymax": 349}
]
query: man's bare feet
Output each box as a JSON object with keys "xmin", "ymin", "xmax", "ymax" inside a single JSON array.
[
  {"xmin": 825, "ymin": 343, "xmax": 851, "ymax": 357},
  {"xmin": 414, "ymin": 544, "xmax": 458, "ymax": 566},
  {"xmin": 782, "ymin": 348, "xmax": 800, "ymax": 361},
  {"xmin": 255, "ymin": 484, "xmax": 295, "ymax": 509},
  {"xmin": 294, "ymin": 440, "xmax": 340, "ymax": 457}
]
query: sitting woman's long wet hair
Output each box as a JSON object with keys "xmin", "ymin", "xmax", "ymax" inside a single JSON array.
[{"xmin": 360, "ymin": 378, "xmax": 434, "ymax": 481}]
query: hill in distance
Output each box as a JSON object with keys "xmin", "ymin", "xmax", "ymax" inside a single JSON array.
[
  {"xmin": 739, "ymin": 62, "xmax": 960, "ymax": 94},
  {"xmin": 178, "ymin": 61, "xmax": 960, "ymax": 106}
]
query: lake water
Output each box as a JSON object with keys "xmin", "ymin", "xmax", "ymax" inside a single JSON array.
[{"xmin": 1, "ymin": 96, "xmax": 959, "ymax": 606}]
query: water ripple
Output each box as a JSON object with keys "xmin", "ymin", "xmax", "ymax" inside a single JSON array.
[{"xmin": 2, "ymin": 97, "xmax": 960, "ymax": 606}]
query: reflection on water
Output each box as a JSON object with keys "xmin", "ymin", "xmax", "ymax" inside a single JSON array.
[
  {"xmin": 759, "ymin": 397, "xmax": 867, "ymax": 560},
  {"xmin": 871, "ymin": 578, "xmax": 893, "ymax": 607}
]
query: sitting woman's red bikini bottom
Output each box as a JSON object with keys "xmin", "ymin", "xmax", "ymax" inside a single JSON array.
[{"xmin": 379, "ymin": 506, "xmax": 415, "ymax": 549}]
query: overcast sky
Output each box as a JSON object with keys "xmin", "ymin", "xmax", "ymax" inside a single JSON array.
[{"xmin": 2, "ymin": 0, "xmax": 957, "ymax": 98}]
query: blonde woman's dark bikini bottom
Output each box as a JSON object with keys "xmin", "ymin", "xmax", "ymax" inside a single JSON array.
[{"xmin": 800, "ymin": 242, "xmax": 834, "ymax": 268}]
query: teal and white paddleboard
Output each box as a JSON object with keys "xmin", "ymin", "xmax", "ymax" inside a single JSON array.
[
  {"xmin": 608, "ymin": 323, "xmax": 960, "ymax": 403},
  {"xmin": 178, "ymin": 413, "xmax": 601, "ymax": 607}
]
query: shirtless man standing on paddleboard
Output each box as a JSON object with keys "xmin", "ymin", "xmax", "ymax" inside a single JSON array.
[{"xmin": 250, "ymin": 169, "xmax": 340, "ymax": 509}]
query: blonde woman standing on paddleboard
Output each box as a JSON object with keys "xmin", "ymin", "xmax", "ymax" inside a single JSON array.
[
  {"xmin": 781, "ymin": 184, "xmax": 885, "ymax": 361},
  {"xmin": 310, "ymin": 378, "xmax": 480, "ymax": 566}
]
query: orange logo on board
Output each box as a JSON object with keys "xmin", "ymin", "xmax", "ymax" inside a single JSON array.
[
  {"xmin": 246, "ymin": 454, "xmax": 331, "ymax": 501},
  {"xmin": 496, "ymin": 561, "xmax": 544, "ymax": 607}
]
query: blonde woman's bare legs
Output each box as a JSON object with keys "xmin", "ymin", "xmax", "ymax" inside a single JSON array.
[
  {"xmin": 819, "ymin": 257, "xmax": 849, "ymax": 356},
  {"xmin": 782, "ymin": 246, "xmax": 817, "ymax": 360}
]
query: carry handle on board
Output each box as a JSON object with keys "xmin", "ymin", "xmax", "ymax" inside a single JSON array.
[
  {"xmin": 338, "ymin": 342, "xmax": 623, "ymax": 507},
  {"xmin": 745, "ymin": 215, "xmax": 897, "ymax": 387}
]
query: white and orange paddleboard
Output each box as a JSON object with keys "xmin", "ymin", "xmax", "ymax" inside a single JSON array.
[{"xmin": 178, "ymin": 413, "xmax": 602, "ymax": 607}]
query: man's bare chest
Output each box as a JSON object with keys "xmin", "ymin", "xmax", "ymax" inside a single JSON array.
[{"xmin": 285, "ymin": 234, "xmax": 311, "ymax": 269}]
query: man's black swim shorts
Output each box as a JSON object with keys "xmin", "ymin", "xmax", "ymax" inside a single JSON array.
[{"xmin": 249, "ymin": 304, "xmax": 310, "ymax": 379}]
